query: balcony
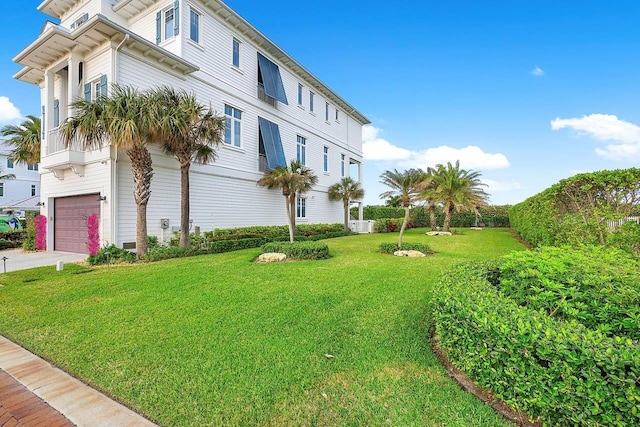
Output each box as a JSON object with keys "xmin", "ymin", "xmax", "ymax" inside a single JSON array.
[
  {"xmin": 41, "ymin": 128, "xmax": 87, "ymax": 179},
  {"xmin": 257, "ymin": 83, "xmax": 277, "ymax": 107}
]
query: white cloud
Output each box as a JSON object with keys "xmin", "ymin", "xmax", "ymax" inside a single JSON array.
[
  {"xmin": 405, "ymin": 145, "xmax": 510, "ymax": 170},
  {"xmin": 362, "ymin": 125, "xmax": 411, "ymax": 161},
  {"xmin": 531, "ymin": 66, "xmax": 544, "ymax": 76},
  {"xmin": 551, "ymin": 113, "xmax": 640, "ymax": 161},
  {"xmin": 362, "ymin": 124, "xmax": 510, "ymax": 171},
  {"xmin": 0, "ymin": 97, "xmax": 22, "ymax": 125},
  {"xmin": 483, "ymin": 179, "xmax": 522, "ymax": 192}
]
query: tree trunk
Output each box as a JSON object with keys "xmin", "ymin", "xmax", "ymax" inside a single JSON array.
[
  {"xmin": 128, "ymin": 145, "xmax": 153, "ymax": 258},
  {"xmin": 180, "ymin": 162, "xmax": 191, "ymax": 248},
  {"xmin": 284, "ymin": 196, "xmax": 294, "ymax": 243},
  {"xmin": 398, "ymin": 206, "xmax": 410, "ymax": 249},
  {"xmin": 290, "ymin": 195, "xmax": 297, "ymax": 238},
  {"xmin": 343, "ymin": 200, "xmax": 350, "ymax": 232},
  {"xmin": 429, "ymin": 204, "xmax": 437, "ymax": 230},
  {"xmin": 443, "ymin": 204, "xmax": 452, "ymax": 232}
]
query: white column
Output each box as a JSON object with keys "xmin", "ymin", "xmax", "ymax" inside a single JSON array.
[
  {"xmin": 44, "ymin": 71, "xmax": 55, "ymax": 153},
  {"xmin": 67, "ymin": 54, "xmax": 80, "ymax": 119},
  {"xmin": 358, "ymin": 202, "xmax": 364, "ymax": 221},
  {"xmin": 358, "ymin": 162, "xmax": 363, "ymax": 184}
]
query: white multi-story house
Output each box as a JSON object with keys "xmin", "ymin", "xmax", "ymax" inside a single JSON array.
[
  {"xmin": 0, "ymin": 141, "xmax": 41, "ymax": 217},
  {"xmin": 14, "ymin": 0, "xmax": 369, "ymax": 253}
]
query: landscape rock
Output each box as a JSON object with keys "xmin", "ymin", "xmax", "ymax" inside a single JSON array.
[
  {"xmin": 394, "ymin": 250, "xmax": 426, "ymax": 258},
  {"xmin": 426, "ymin": 231, "xmax": 452, "ymax": 236},
  {"xmin": 256, "ymin": 252, "xmax": 287, "ymax": 263}
]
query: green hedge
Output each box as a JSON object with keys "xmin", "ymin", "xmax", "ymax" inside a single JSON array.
[
  {"xmin": 509, "ymin": 168, "xmax": 640, "ymax": 248},
  {"xmin": 261, "ymin": 241, "xmax": 330, "ymax": 260},
  {"xmin": 373, "ymin": 218, "xmax": 413, "ymax": 233},
  {"xmin": 0, "ymin": 231, "xmax": 26, "ymax": 250},
  {"xmin": 433, "ymin": 255, "xmax": 640, "ymax": 426},
  {"xmin": 145, "ymin": 238, "xmax": 267, "ymax": 262},
  {"xmin": 378, "ymin": 242, "xmax": 433, "ymax": 254},
  {"xmin": 209, "ymin": 223, "xmax": 343, "ymax": 241},
  {"xmin": 353, "ymin": 205, "xmax": 510, "ymax": 228}
]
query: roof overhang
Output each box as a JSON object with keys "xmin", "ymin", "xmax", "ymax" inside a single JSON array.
[
  {"xmin": 182, "ymin": 0, "xmax": 370, "ymax": 125},
  {"xmin": 14, "ymin": 14, "xmax": 199, "ymax": 85},
  {"xmin": 113, "ymin": 0, "xmax": 157, "ymax": 20},
  {"xmin": 37, "ymin": 0, "xmax": 77, "ymax": 19}
]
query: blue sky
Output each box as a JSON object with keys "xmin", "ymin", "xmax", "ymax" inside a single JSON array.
[{"xmin": 2, "ymin": 1, "xmax": 640, "ymax": 206}]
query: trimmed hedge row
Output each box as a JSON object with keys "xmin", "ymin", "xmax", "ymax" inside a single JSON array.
[
  {"xmin": 433, "ymin": 257, "xmax": 640, "ymax": 426},
  {"xmin": 379, "ymin": 242, "xmax": 433, "ymax": 254},
  {"xmin": 261, "ymin": 241, "xmax": 330, "ymax": 260},
  {"xmin": 509, "ymin": 168, "xmax": 640, "ymax": 248},
  {"xmin": 208, "ymin": 223, "xmax": 343, "ymax": 241},
  {"xmin": 353, "ymin": 205, "xmax": 511, "ymax": 228},
  {"xmin": 144, "ymin": 238, "xmax": 268, "ymax": 262}
]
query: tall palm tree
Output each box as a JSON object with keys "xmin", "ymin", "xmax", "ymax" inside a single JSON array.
[
  {"xmin": 379, "ymin": 168, "xmax": 426, "ymax": 248},
  {"xmin": 1, "ymin": 115, "xmax": 41, "ymax": 166},
  {"xmin": 328, "ymin": 177, "xmax": 365, "ymax": 232},
  {"xmin": 257, "ymin": 159, "xmax": 318, "ymax": 243},
  {"xmin": 60, "ymin": 84, "xmax": 154, "ymax": 258},
  {"xmin": 431, "ymin": 161, "xmax": 489, "ymax": 232},
  {"xmin": 417, "ymin": 167, "xmax": 439, "ymax": 231},
  {"xmin": 148, "ymin": 86, "xmax": 225, "ymax": 247}
]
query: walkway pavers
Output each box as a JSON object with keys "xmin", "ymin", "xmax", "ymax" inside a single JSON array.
[{"xmin": 0, "ymin": 336, "xmax": 157, "ymax": 427}]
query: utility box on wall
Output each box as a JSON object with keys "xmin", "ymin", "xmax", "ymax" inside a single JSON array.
[{"xmin": 160, "ymin": 218, "xmax": 170, "ymax": 229}]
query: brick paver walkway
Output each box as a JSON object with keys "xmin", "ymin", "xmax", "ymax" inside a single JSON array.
[{"xmin": 0, "ymin": 369, "xmax": 74, "ymax": 427}]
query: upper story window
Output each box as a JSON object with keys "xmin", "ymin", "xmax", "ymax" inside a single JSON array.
[
  {"xmin": 257, "ymin": 53, "xmax": 288, "ymax": 106},
  {"xmin": 156, "ymin": 1, "xmax": 180, "ymax": 44},
  {"xmin": 0, "ymin": 183, "xmax": 4, "ymax": 197},
  {"xmin": 297, "ymin": 84, "xmax": 303, "ymax": 105},
  {"xmin": 296, "ymin": 135, "xmax": 306, "ymax": 165},
  {"xmin": 224, "ymin": 105, "xmax": 242, "ymax": 148},
  {"xmin": 335, "ymin": 109, "xmax": 340, "ymax": 122},
  {"xmin": 190, "ymin": 9, "xmax": 200, "ymax": 43},
  {"xmin": 341, "ymin": 154, "xmax": 346, "ymax": 177},
  {"xmin": 69, "ymin": 13, "xmax": 89, "ymax": 31},
  {"xmin": 84, "ymin": 75, "xmax": 107, "ymax": 101},
  {"xmin": 27, "ymin": 163, "xmax": 39, "ymax": 171},
  {"xmin": 309, "ymin": 92, "xmax": 315, "ymax": 112},
  {"xmin": 325, "ymin": 102, "xmax": 329, "ymax": 122},
  {"xmin": 232, "ymin": 38, "xmax": 240, "ymax": 68},
  {"xmin": 6, "ymin": 159, "xmax": 13, "ymax": 169}
]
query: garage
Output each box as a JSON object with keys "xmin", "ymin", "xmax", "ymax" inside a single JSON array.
[{"xmin": 54, "ymin": 194, "xmax": 101, "ymax": 254}]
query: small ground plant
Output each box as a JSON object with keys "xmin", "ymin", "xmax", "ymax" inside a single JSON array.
[
  {"xmin": 261, "ymin": 241, "xmax": 330, "ymax": 260},
  {"xmin": 379, "ymin": 242, "xmax": 434, "ymax": 254}
]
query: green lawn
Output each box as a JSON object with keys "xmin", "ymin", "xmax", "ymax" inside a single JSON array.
[{"xmin": 0, "ymin": 228, "xmax": 524, "ymax": 426}]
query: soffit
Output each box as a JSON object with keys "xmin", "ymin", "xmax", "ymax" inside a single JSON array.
[
  {"xmin": 112, "ymin": 0, "xmax": 157, "ymax": 20},
  {"xmin": 14, "ymin": 14, "xmax": 199, "ymax": 85},
  {"xmin": 38, "ymin": 0, "xmax": 81, "ymax": 19}
]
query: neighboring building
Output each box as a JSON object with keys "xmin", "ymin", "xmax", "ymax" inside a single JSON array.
[
  {"xmin": 0, "ymin": 141, "xmax": 40, "ymax": 217},
  {"xmin": 14, "ymin": 0, "xmax": 369, "ymax": 253}
]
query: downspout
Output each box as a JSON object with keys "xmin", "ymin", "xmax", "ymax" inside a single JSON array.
[{"xmin": 110, "ymin": 34, "xmax": 129, "ymax": 248}]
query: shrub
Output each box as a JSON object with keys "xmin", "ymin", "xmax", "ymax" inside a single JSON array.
[
  {"xmin": 378, "ymin": 242, "xmax": 433, "ymax": 254},
  {"xmin": 496, "ymin": 245, "xmax": 640, "ymax": 340},
  {"xmin": 373, "ymin": 218, "xmax": 411, "ymax": 233},
  {"xmin": 433, "ymin": 258, "xmax": 640, "ymax": 426},
  {"xmin": 0, "ymin": 231, "xmax": 27, "ymax": 250},
  {"xmin": 87, "ymin": 244, "xmax": 136, "ymax": 265},
  {"xmin": 144, "ymin": 238, "xmax": 267, "ymax": 262},
  {"xmin": 607, "ymin": 220, "xmax": 640, "ymax": 256},
  {"xmin": 34, "ymin": 215, "xmax": 46, "ymax": 251},
  {"xmin": 261, "ymin": 241, "xmax": 330, "ymax": 260}
]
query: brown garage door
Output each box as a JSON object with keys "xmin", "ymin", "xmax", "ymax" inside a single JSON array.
[{"xmin": 54, "ymin": 194, "xmax": 100, "ymax": 254}]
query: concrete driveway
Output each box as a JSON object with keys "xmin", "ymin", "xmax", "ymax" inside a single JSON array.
[{"xmin": 0, "ymin": 249, "xmax": 86, "ymax": 273}]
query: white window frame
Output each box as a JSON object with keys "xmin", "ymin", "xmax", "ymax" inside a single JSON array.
[
  {"xmin": 163, "ymin": 6, "xmax": 175, "ymax": 41},
  {"xmin": 296, "ymin": 135, "xmax": 306, "ymax": 165},
  {"xmin": 296, "ymin": 197, "xmax": 307, "ymax": 219},
  {"xmin": 297, "ymin": 84, "xmax": 303, "ymax": 106},
  {"xmin": 224, "ymin": 104, "xmax": 242, "ymax": 148},
  {"xmin": 309, "ymin": 92, "xmax": 314, "ymax": 112},
  {"xmin": 189, "ymin": 8, "xmax": 201, "ymax": 43},
  {"xmin": 31, "ymin": 185, "xmax": 36, "ymax": 197},
  {"xmin": 335, "ymin": 109, "xmax": 340, "ymax": 122},
  {"xmin": 27, "ymin": 163, "xmax": 38, "ymax": 171},
  {"xmin": 323, "ymin": 146, "xmax": 329, "ymax": 173},
  {"xmin": 341, "ymin": 154, "xmax": 346, "ymax": 177},
  {"xmin": 325, "ymin": 102, "xmax": 330, "ymax": 122},
  {"xmin": 232, "ymin": 38, "xmax": 240, "ymax": 68}
]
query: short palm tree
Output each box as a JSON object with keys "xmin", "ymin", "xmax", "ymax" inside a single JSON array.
[
  {"xmin": 328, "ymin": 177, "xmax": 365, "ymax": 232},
  {"xmin": 1, "ymin": 115, "xmax": 41, "ymax": 167},
  {"xmin": 148, "ymin": 86, "xmax": 225, "ymax": 247},
  {"xmin": 379, "ymin": 168, "xmax": 426, "ymax": 248},
  {"xmin": 431, "ymin": 161, "xmax": 489, "ymax": 232},
  {"xmin": 257, "ymin": 159, "xmax": 318, "ymax": 243},
  {"xmin": 60, "ymin": 84, "xmax": 154, "ymax": 258}
]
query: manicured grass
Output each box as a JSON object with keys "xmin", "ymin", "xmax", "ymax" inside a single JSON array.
[{"xmin": 0, "ymin": 228, "xmax": 524, "ymax": 426}]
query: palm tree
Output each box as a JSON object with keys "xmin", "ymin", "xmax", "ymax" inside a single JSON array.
[
  {"xmin": 257, "ymin": 159, "xmax": 318, "ymax": 243},
  {"xmin": 379, "ymin": 168, "xmax": 426, "ymax": 248},
  {"xmin": 1, "ymin": 115, "xmax": 41, "ymax": 167},
  {"xmin": 328, "ymin": 177, "xmax": 365, "ymax": 232},
  {"xmin": 430, "ymin": 161, "xmax": 489, "ymax": 232},
  {"xmin": 148, "ymin": 86, "xmax": 225, "ymax": 248},
  {"xmin": 60, "ymin": 84, "xmax": 154, "ymax": 258},
  {"xmin": 0, "ymin": 168, "xmax": 16, "ymax": 182},
  {"xmin": 417, "ymin": 167, "xmax": 439, "ymax": 231}
]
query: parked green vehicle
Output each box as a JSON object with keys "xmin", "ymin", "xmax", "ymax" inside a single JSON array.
[{"xmin": 0, "ymin": 215, "xmax": 22, "ymax": 232}]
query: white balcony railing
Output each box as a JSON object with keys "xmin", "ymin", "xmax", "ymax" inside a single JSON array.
[{"xmin": 46, "ymin": 128, "xmax": 86, "ymax": 155}]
